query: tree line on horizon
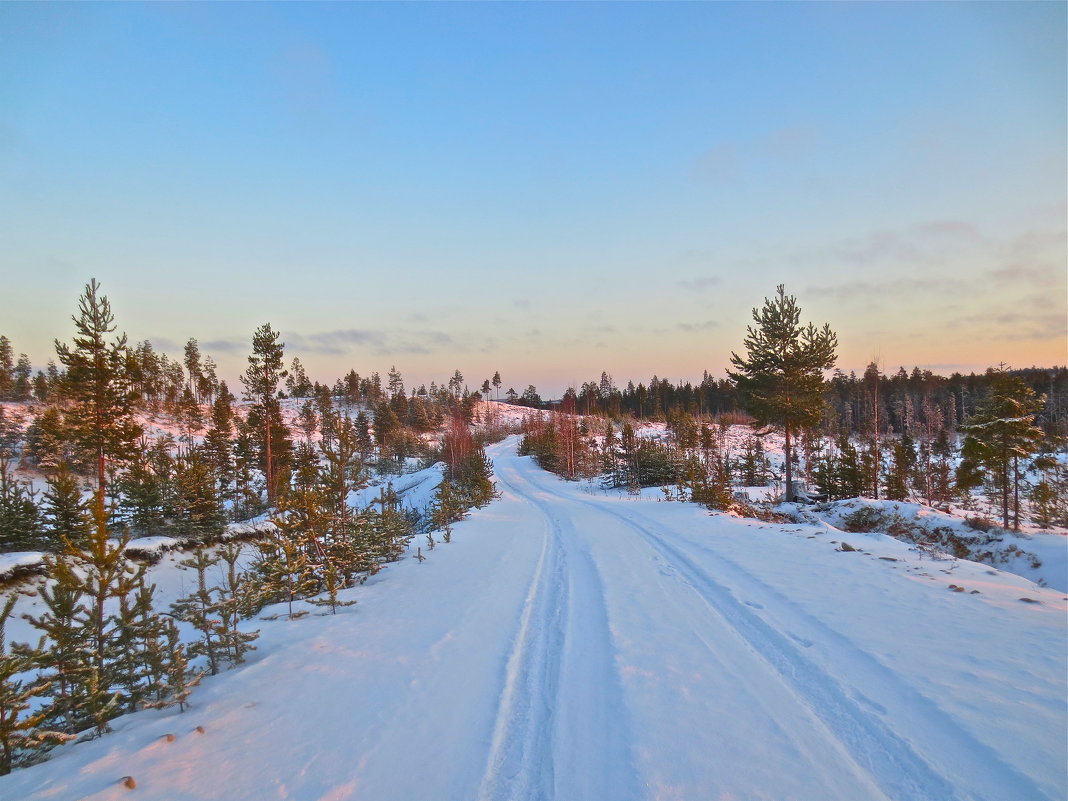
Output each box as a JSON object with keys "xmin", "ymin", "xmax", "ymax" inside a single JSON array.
[
  {"xmin": 521, "ymin": 286, "xmax": 1065, "ymax": 531},
  {"xmin": 0, "ymin": 279, "xmax": 1065, "ymax": 545}
]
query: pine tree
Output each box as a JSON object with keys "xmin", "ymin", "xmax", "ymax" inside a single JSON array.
[
  {"xmin": 115, "ymin": 439, "xmax": 171, "ymax": 537},
  {"xmin": 728, "ymin": 286, "xmax": 837, "ymax": 502},
  {"xmin": 40, "ymin": 463, "xmax": 92, "ymax": 550},
  {"xmin": 215, "ymin": 543, "xmax": 259, "ymax": 663},
  {"xmin": 53, "ymin": 279, "xmax": 142, "ymax": 517},
  {"xmin": 0, "ymin": 337, "xmax": 14, "ymax": 401},
  {"xmin": 159, "ymin": 619, "xmax": 202, "ymax": 712},
  {"xmin": 429, "ymin": 472, "xmax": 460, "ymax": 543},
  {"xmin": 0, "ymin": 595, "xmax": 69, "ymax": 774},
  {"xmin": 251, "ymin": 464, "xmax": 323, "ymax": 617},
  {"xmin": 248, "ymin": 530, "xmax": 317, "ymax": 618},
  {"xmin": 23, "ymin": 407, "xmax": 71, "ymax": 473},
  {"xmin": 20, "ymin": 581, "xmax": 85, "ymax": 735},
  {"xmin": 883, "ymin": 438, "xmax": 912, "ymax": 501},
  {"xmin": 172, "ymin": 447, "xmax": 226, "ymax": 542},
  {"xmin": 287, "ymin": 357, "xmax": 312, "ymax": 398},
  {"xmin": 835, "ymin": 435, "xmax": 864, "ymax": 499},
  {"xmin": 177, "ymin": 388, "xmax": 203, "ymax": 445},
  {"xmin": 929, "ymin": 428, "xmax": 955, "ymax": 508},
  {"xmin": 41, "ymin": 523, "xmax": 144, "ymax": 736},
  {"xmin": 112, "ymin": 577, "xmax": 169, "ymax": 714},
  {"xmin": 12, "ymin": 355, "xmax": 31, "ymax": 401},
  {"xmin": 0, "ymin": 456, "xmax": 41, "ymax": 550},
  {"xmin": 184, "ymin": 338, "xmax": 203, "ymax": 403},
  {"xmin": 240, "ymin": 324, "xmax": 288, "ymax": 505},
  {"xmin": 957, "ymin": 371, "xmax": 1046, "ymax": 529},
  {"xmin": 737, "ymin": 435, "xmax": 767, "ymax": 486},
  {"xmin": 171, "ymin": 549, "xmax": 224, "ymax": 675},
  {"xmin": 204, "ymin": 383, "xmax": 236, "ymax": 500}
]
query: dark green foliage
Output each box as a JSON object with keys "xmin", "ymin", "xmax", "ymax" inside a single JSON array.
[
  {"xmin": 883, "ymin": 438, "xmax": 913, "ymax": 501},
  {"xmin": 172, "ymin": 447, "xmax": 226, "ymax": 541},
  {"xmin": 171, "ymin": 549, "xmax": 225, "ymax": 675},
  {"xmin": 54, "ymin": 279, "xmax": 142, "ymax": 504},
  {"xmin": 112, "ymin": 578, "xmax": 171, "ymax": 714},
  {"xmin": 929, "ymin": 429, "xmax": 956, "ymax": 507},
  {"xmin": 23, "ymin": 407, "xmax": 72, "ymax": 473},
  {"xmin": 248, "ymin": 524, "xmax": 318, "ymax": 618},
  {"xmin": 41, "ymin": 464, "xmax": 92, "ymax": 550},
  {"xmin": 0, "ymin": 595, "xmax": 69, "ymax": 774},
  {"xmin": 0, "ymin": 457, "xmax": 41, "ymax": 551},
  {"xmin": 114, "ymin": 439, "xmax": 173, "ymax": 537},
  {"xmin": 27, "ymin": 519, "xmax": 147, "ymax": 737},
  {"xmin": 156, "ymin": 619, "xmax": 202, "ymax": 713},
  {"xmin": 728, "ymin": 285, "xmax": 837, "ymax": 501},
  {"xmin": 240, "ymin": 323, "xmax": 289, "ymax": 504},
  {"xmin": 203, "ymin": 384, "xmax": 236, "ymax": 500},
  {"xmin": 957, "ymin": 371, "xmax": 1045, "ymax": 529},
  {"xmin": 214, "ymin": 543, "xmax": 259, "ymax": 664},
  {"xmin": 840, "ymin": 506, "xmax": 891, "ymax": 533},
  {"xmin": 233, "ymin": 421, "xmax": 267, "ymax": 521},
  {"xmin": 0, "ymin": 337, "xmax": 13, "ymax": 402},
  {"xmin": 736, "ymin": 435, "xmax": 768, "ymax": 486},
  {"xmin": 678, "ymin": 452, "xmax": 733, "ymax": 510}
]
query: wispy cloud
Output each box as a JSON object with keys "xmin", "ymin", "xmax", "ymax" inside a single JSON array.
[
  {"xmin": 678, "ymin": 276, "xmax": 720, "ymax": 292},
  {"xmin": 950, "ymin": 309, "xmax": 1066, "ymax": 342},
  {"xmin": 804, "ymin": 276, "xmax": 958, "ymax": 299},
  {"xmin": 200, "ymin": 338, "xmax": 245, "ymax": 354},
  {"xmin": 756, "ymin": 125, "xmax": 818, "ymax": 159},
  {"xmin": 693, "ymin": 124, "xmax": 819, "ymax": 185},
  {"xmin": 285, "ymin": 329, "xmax": 385, "ymax": 355},
  {"xmin": 986, "ymin": 264, "xmax": 1060, "ymax": 286},
  {"xmin": 693, "ymin": 143, "xmax": 740, "ymax": 184},
  {"xmin": 677, "ymin": 320, "xmax": 719, "ymax": 333},
  {"xmin": 795, "ymin": 219, "xmax": 986, "ymax": 270}
]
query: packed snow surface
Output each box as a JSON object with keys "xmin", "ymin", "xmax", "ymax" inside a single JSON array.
[{"xmin": 3, "ymin": 438, "xmax": 1065, "ymax": 801}]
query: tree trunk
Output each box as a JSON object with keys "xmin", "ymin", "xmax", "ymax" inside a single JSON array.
[
  {"xmin": 1012, "ymin": 455, "xmax": 1020, "ymax": 531},
  {"xmin": 1001, "ymin": 447, "xmax": 1010, "ymax": 530},
  {"xmin": 265, "ymin": 362, "xmax": 274, "ymax": 505},
  {"xmin": 784, "ymin": 424, "xmax": 794, "ymax": 502}
]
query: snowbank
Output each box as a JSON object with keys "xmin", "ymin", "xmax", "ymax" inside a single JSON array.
[{"xmin": 801, "ymin": 497, "xmax": 1068, "ymax": 592}]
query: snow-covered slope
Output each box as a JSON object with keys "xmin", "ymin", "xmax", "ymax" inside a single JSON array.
[{"xmin": 2, "ymin": 437, "xmax": 1065, "ymax": 801}]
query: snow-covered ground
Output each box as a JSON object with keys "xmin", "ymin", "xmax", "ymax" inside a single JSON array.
[{"xmin": 2, "ymin": 436, "xmax": 1066, "ymax": 800}]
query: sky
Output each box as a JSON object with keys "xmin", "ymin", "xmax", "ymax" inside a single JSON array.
[{"xmin": 1, "ymin": 1, "xmax": 1065, "ymax": 397}]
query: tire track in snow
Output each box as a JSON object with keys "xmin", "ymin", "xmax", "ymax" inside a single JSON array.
[
  {"xmin": 566, "ymin": 491, "xmax": 1051, "ymax": 801},
  {"xmin": 621, "ymin": 507, "xmax": 1056, "ymax": 801},
  {"xmin": 476, "ymin": 464, "xmax": 569, "ymax": 801},
  {"xmin": 479, "ymin": 456, "xmax": 641, "ymax": 801}
]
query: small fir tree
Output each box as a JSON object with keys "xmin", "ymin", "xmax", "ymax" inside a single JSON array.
[
  {"xmin": 171, "ymin": 549, "xmax": 225, "ymax": 675},
  {"xmin": 0, "ymin": 456, "xmax": 41, "ymax": 551},
  {"xmin": 40, "ymin": 464, "xmax": 91, "ymax": 550},
  {"xmin": 0, "ymin": 595, "xmax": 69, "ymax": 774},
  {"xmin": 215, "ymin": 543, "xmax": 259, "ymax": 664}
]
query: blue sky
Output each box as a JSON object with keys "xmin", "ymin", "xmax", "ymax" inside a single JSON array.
[{"xmin": 2, "ymin": 2, "xmax": 1064, "ymax": 396}]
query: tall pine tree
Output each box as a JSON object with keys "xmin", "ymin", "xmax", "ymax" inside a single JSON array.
[
  {"xmin": 728, "ymin": 285, "xmax": 837, "ymax": 502},
  {"xmin": 54, "ymin": 279, "xmax": 142, "ymax": 519},
  {"xmin": 240, "ymin": 324, "xmax": 288, "ymax": 505}
]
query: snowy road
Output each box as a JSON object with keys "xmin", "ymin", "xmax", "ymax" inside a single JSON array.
[{"xmin": 3, "ymin": 438, "xmax": 1065, "ymax": 801}]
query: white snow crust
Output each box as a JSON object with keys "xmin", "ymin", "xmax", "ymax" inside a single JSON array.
[{"xmin": 1, "ymin": 437, "xmax": 1065, "ymax": 801}]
